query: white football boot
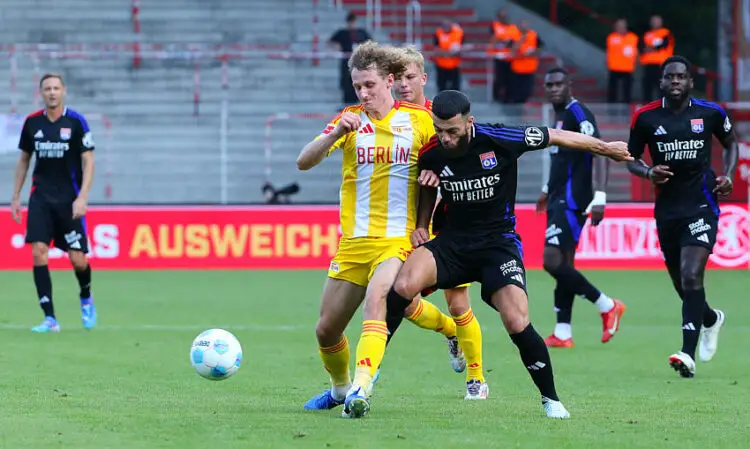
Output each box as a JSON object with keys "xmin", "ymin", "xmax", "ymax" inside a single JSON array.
[
  {"xmin": 699, "ymin": 309, "xmax": 725, "ymax": 362},
  {"xmin": 542, "ymin": 396, "xmax": 570, "ymax": 419},
  {"xmin": 669, "ymin": 351, "xmax": 696, "ymax": 378}
]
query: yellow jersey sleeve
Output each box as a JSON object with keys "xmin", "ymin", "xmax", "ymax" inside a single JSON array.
[
  {"xmin": 314, "ymin": 107, "xmax": 359, "ymax": 156},
  {"xmin": 412, "ymin": 108, "xmax": 436, "ymax": 149}
]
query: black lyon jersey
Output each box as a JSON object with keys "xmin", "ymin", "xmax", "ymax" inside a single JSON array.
[
  {"xmin": 629, "ymin": 98, "xmax": 733, "ymax": 220},
  {"xmin": 19, "ymin": 108, "xmax": 95, "ymax": 202},
  {"xmin": 548, "ymin": 99, "xmax": 599, "ymax": 210},
  {"xmin": 418, "ymin": 123, "xmax": 551, "ymax": 234}
]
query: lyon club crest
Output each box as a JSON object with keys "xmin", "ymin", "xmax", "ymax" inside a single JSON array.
[
  {"xmin": 60, "ymin": 128, "xmax": 71, "ymax": 140},
  {"xmin": 690, "ymin": 119, "xmax": 704, "ymax": 133},
  {"xmin": 479, "ymin": 151, "xmax": 497, "ymax": 169}
]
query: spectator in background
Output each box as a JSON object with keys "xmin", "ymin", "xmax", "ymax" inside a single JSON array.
[
  {"xmin": 329, "ymin": 12, "xmax": 371, "ymax": 105},
  {"xmin": 640, "ymin": 15, "xmax": 674, "ymax": 101},
  {"xmin": 488, "ymin": 9, "xmax": 520, "ymax": 103},
  {"xmin": 509, "ymin": 20, "xmax": 543, "ymax": 104},
  {"xmin": 434, "ymin": 20, "xmax": 464, "ymax": 92},
  {"xmin": 606, "ymin": 18, "xmax": 638, "ymax": 104}
]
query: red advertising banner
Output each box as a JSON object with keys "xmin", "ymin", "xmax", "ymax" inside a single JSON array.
[{"xmin": 0, "ymin": 204, "xmax": 748, "ymax": 270}]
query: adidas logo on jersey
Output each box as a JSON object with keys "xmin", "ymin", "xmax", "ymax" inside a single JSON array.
[
  {"xmin": 440, "ymin": 166, "xmax": 454, "ymax": 177},
  {"xmin": 34, "ymin": 130, "xmax": 44, "ymax": 139},
  {"xmin": 697, "ymin": 233, "xmax": 709, "ymax": 244},
  {"xmin": 654, "ymin": 125, "xmax": 667, "ymax": 136},
  {"xmin": 358, "ymin": 124, "xmax": 375, "ymax": 134},
  {"xmin": 511, "ymin": 274, "xmax": 524, "ymax": 285}
]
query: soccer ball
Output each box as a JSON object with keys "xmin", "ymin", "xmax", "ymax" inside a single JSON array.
[{"xmin": 190, "ymin": 329, "xmax": 243, "ymax": 381}]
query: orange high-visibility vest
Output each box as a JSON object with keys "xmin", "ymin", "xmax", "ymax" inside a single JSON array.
[
  {"xmin": 511, "ymin": 29, "xmax": 539, "ymax": 74},
  {"xmin": 606, "ymin": 31, "xmax": 639, "ymax": 73},
  {"xmin": 640, "ymin": 28, "xmax": 673, "ymax": 65},
  {"xmin": 435, "ymin": 25, "xmax": 463, "ymax": 70},
  {"xmin": 489, "ymin": 22, "xmax": 520, "ymax": 57}
]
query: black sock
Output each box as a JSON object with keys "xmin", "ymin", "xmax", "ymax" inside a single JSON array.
[
  {"xmin": 509, "ymin": 324, "xmax": 559, "ymax": 401},
  {"xmin": 75, "ymin": 264, "xmax": 92, "ymax": 299},
  {"xmin": 681, "ymin": 288, "xmax": 706, "ymax": 359},
  {"xmin": 553, "ymin": 283, "xmax": 575, "ymax": 324},
  {"xmin": 553, "ymin": 264, "xmax": 600, "ymax": 302},
  {"xmin": 702, "ymin": 306, "xmax": 718, "ymax": 328},
  {"xmin": 33, "ymin": 265, "xmax": 54, "ymax": 319},
  {"xmin": 385, "ymin": 288, "xmax": 412, "ymax": 345}
]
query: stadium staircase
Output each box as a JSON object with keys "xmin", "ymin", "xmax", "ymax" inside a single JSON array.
[{"xmin": 0, "ymin": 0, "xmax": 630, "ymax": 204}]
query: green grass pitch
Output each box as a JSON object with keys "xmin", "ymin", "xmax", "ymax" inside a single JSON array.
[{"xmin": 0, "ymin": 269, "xmax": 748, "ymax": 448}]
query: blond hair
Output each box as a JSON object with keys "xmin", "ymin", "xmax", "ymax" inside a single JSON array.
[
  {"xmin": 348, "ymin": 41, "xmax": 410, "ymax": 79},
  {"xmin": 401, "ymin": 47, "xmax": 425, "ymax": 73},
  {"xmin": 39, "ymin": 73, "xmax": 65, "ymax": 88}
]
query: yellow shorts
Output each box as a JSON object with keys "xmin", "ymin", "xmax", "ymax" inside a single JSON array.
[
  {"xmin": 427, "ymin": 232, "xmax": 470, "ymax": 290},
  {"xmin": 327, "ymin": 237, "xmax": 413, "ymax": 287}
]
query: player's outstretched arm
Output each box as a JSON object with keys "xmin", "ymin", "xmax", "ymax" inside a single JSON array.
[{"xmin": 548, "ymin": 128, "xmax": 633, "ymax": 162}]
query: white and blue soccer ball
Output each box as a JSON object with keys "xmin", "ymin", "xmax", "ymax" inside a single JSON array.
[{"xmin": 190, "ymin": 329, "xmax": 243, "ymax": 381}]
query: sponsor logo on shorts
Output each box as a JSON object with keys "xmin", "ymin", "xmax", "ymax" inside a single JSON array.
[
  {"xmin": 329, "ymin": 261, "xmax": 340, "ymax": 273},
  {"xmin": 500, "ymin": 259, "xmax": 523, "ymax": 276},
  {"xmin": 688, "ymin": 218, "xmax": 712, "ymax": 235},
  {"xmin": 64, "ymin": 230, "xmax": 83, "ymax": 250}
]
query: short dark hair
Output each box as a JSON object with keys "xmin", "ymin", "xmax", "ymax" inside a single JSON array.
[
  {"xmin": 39, "ymin": 72, "xmax": 64, "ymax": 88},
  {"xmin": 346, "ymin": 12, "xmax": 357, "ymax": 22},
  {"xmin": 661, "ymin": 55, "xmax": 692, "ymax": 76},
  {"xmin": 432, "ymin": 90, "xmax": 471, "ymax": 120},
  {"xmin": 546, "ymin": 67, "xmax": 568, "ymax": 76}
]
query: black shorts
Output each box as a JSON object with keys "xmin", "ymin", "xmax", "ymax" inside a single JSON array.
[
  {"xmin": 657, "ymin": 213, "xmax": 718, "ymax": 260},
  {"xmin": 25, "ymin": 195, "xmax": 89, "ymax": 253},
  {"xmin": 545, "ymin": 205, "xmax": 587, "ymax": 251},
  {"xmin": 423, "ymin": 230, "xmax": 526, "ymax": 307}
]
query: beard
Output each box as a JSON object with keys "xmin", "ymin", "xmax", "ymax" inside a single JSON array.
[{"xmin": 442, "ymin": 130, "xmax": 471, "ymax": 158}]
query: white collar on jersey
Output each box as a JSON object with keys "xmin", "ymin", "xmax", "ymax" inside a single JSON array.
[
  {"xmin": 43, "ymin": 107, "xmax": 68, "ymax": 116},
  {"xmin": 564, "ymin": 98, "xmax": 579, "ymax": 109},
  {"xmin": 661, "ymin": 97, "xmax": 692, "ymax": 108}
]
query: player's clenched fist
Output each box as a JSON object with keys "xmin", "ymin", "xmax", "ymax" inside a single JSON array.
[
  {"xmin": 333, "ymin": 112, "xmax": 362, "ymax": 137},
  {"xmin": 418, "ymin": 169, "xmax": 440, "ymax": 187},
  {"xmin": 603, "ymin": 141, "xmax": 633, "ymax": 162}
]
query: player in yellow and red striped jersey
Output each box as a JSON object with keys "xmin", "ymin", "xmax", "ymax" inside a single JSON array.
[
  {"xmin": 394, "ymin": 47, "xmax": 488, "ymax": 400},
  {"xmin": 297, "ymin": 42, "xmax": 464, "ymax": 418}
]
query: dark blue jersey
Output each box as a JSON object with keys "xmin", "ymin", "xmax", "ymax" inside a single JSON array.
[
  {"xmin": 19, "ymin": 107, "xmax": 95, "ymax": 203},
  {"xmin": 418, "ymin": 123, "xmax": 550, "ymax": 234},
  {"xmin": 628, "ymin": 98, "xmax": 733, "ymax": 220},
  {"xmin": 547, "ymin": 99, "xmax": 600, "ymax": 210}
]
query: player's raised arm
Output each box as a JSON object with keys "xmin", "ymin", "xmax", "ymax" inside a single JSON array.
[
  {"xmin": 296, "ymin": 110, "xmax": 360, "ymax": 171},
  {"xmin": 548, "ymin": 128, "xmax": 632, "ymax": 162}
]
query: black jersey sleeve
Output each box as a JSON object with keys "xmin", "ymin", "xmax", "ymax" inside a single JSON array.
[
  {"xmin": 18, "ymin": 118, "xmax": 34, "ymax": 154},
  {"xmin": 417, "ymin": 136, "xmax": 439, "ymax": 171},
  {"xmin": 72, "ymin": 113, "xmax": 95, "ymax": 153},
  {"xmin": 710, "ymin": 105, "xmax": 733, "ymax": 142},
  {"xmin": 627, "ymin": 111, "xmax": 649, "ymax": 159},
  {"xmin": 480, "ymin": 123, "xmax": 550, "ymax": 158},
  {"xmin": 569, "ymin": 105, "xmax": 600, "ymax": 138}
]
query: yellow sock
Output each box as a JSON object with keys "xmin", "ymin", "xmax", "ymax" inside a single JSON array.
[
  {"xmin": 406, "ymin": 298, "xmax": 457, "ymax": 338},
  {"xmin": 453, "ymin": 308, "xmax": 484, "ymax": 383},
  {"xmin": 352, "ymin": 320, "xmax": 388, "ymax": 393},
  {"xmin": 319, "ymin": 335, "xmax": 351, "ymax": 390}
]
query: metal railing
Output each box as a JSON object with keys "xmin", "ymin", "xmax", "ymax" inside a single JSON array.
[
  {"xmin": 405, "ymin": 1, "xmax": 422, "ymax": 49},
  {"xmin": 366, "ymin": 0, "xmax": 382, "ymax": 35}
]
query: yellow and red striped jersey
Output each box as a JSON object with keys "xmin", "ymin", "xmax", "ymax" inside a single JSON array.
[{"xmin": 315, "ymin": 101, "xmax": 435, "ymax": 238}]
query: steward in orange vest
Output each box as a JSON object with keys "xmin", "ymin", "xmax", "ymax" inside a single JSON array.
[
  {"xmin": 640, "ymin": 15, "xmax": 674, "ymax": 101},
  {"xmin": 434, "ymin": 21, "xmax": 464, "ymax": 92},
  {"xmin": 606, "ymin": 19, "xmax": 638, "ymax": 104},
  {"xmin": 488, "ymin": 9, "xmax": 521, "ymax": 102},
  {"xmin": 509, "ymin": 20, "xmax": 543, "ymax": 103}
]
